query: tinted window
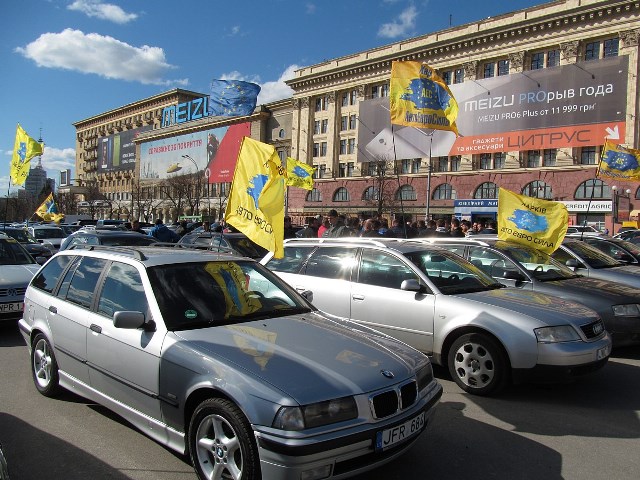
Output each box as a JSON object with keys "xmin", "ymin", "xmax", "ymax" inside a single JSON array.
[
  {"xmin": 65, "ymin": 257, "xmax": 107, "ymax": 309},
  {"xmin": 31, "ymin": 256, "xmax": 73, "ymax": 293},
  {"xmin": 358, "ymin": 250, "xmax": 418, "ymax": 289},
  {"xmin": 0, "ymin": 239, "xmax": 34, "ymax": 265},
  {"xmin": 303, "ymin": 247, "xmax": 357, "ymax": 280},
  {"xmin": 266, "ymin": 246, "xmax": 315, "ymax": 273},
  {"xmin": 101, "ymin": 235, "xmax": 155, "ymax": 246},
  {"xmin": 98, "ymin": 262, "xmax": 148, "ymax": 318}
]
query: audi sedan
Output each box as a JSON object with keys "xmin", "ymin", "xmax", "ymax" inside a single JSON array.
[{"xmin": 0, "ymin": 233, "xmax": 40, "ymax": 323}]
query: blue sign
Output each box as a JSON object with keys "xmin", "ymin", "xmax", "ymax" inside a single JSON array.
[{"xmin": 162, "ymin": 97, "xmax": 210, "ymax": 127}]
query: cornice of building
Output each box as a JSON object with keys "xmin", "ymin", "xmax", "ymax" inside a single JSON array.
[{"xmin": 286, "ymin": 0, "xmax": 640, "ymax": 93}]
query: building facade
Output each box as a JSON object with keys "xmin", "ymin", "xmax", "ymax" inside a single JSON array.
[{"xmin": 71, "ymin": 0, "xmax": 639, "ymax": 231}]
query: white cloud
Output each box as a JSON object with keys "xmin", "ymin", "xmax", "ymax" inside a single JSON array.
[
  {"xmin": 306, "ymin": 3, "xmax": 316, "ymax": 14},
  {"xmin": 378, "ymin": 5, "xmax": 418, "ymax": 38},
  {"xmin": 67, "ymin": 0, "xmax": 138, "ymax": 24},
  {"xmin": 15, "ymin": 29, "xmax": 187, "ymax": 86},
  {"xmin": 41, "ymin": 146, "xmax": 76, "ymax": 173}
]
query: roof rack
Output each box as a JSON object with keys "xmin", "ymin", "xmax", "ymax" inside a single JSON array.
[
  {"xmin": 67, "ymin": 244, "xmax": 148, "ymax": 260},
  {"xmin": 283, "ymin": 237, "xmax": 391, "ymax": 247}
]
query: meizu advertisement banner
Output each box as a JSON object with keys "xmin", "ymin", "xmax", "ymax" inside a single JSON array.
[
  {"xmin": 139, "ymin": 123, "xmax": 250, "ymax": 182},
  {"xmin": 358, "ymin": 55, "xmax": 628, "ymax": 160},
  {"xmin": 97, "ymin": 126, "xmax": 153, "ymax": 172}
]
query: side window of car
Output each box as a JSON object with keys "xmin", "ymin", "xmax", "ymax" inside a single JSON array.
[
  {"xmin": 266, "ymin": 246, "xmax": 315, "ymax": 273},
  {"xmin": 358, "ymin": 250, "xmax": 417, "ymax": 289},
  {"xmin": 64, "ymin": 257, "xmax": 108, "ymax": 309},
  {"xmin": 31, "ymin": 256, "xmax": 73, "ymax": 293},
  {"xmin": 97, "ymin": 262, "xmax": 148, "ymax": 319},
  {"xmin": 303, "ymin": 247, "xmax": 356, "ymax": 280},
  {"xmin": 550, "ymin": 248, "xmax": 575, "ymax": 265}
]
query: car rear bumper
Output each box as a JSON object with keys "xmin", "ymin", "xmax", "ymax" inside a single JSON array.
[{"xmin": 255, "ymin": 382, "xmax": 442, "ymax": 480}]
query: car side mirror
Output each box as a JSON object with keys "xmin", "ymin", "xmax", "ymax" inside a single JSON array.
[
  {"xmin": 300, "ymin": 290, "xmax": 314, "ymax": 303},
  {"xmin": 502, "ymin": 270, "xmax": 524, "ymax": 281},
  {"xmin": 113, "ymin": 311, "xmax": 147, "ymax": 329},
  {"xmin": 35, "ymin": 256, "xmax": 48, "ymax": 265},
  {"xmin": 401, "ymin": 279, "xmax": 425, "ymax": 292},
  {"xmin": 565, "ymin": 258, "xmax": 580, "ymax": 269}
]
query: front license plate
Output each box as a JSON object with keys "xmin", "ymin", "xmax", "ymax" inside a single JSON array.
[
  {"xmin": 375, "ymin": 411, "xmax": 426, "ymax": 451},
  {"xmin": 0, "ymin": 302, "xmax": 22, "ymax": 313},
  {"xmin": 596, "ymin": 345, "xmax": 610, "ymax": 360}
]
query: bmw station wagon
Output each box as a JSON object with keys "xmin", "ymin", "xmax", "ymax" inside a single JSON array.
[
  {"xmin": 262, "ymin": 238, "xmax": 612, "ymax": 396},
  {"xmin": 19, "ymin": 245, "xmax": 442, "ymax": 480}
]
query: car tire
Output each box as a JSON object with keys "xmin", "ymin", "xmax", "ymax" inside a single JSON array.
[
  {"xmin": 188, "ymin": 398, "xmax": 260, "ymax": 480},
  {"xmin": 31, "ymin": 333, "xmax": 62, "ymax": 397},
  {"xmin": 447, "ymin": 333, "xmax": 508, "ymax": 396}
]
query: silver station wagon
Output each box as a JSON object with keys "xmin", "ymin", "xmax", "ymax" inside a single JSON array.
[
  {"xmin": 262, "ymin": 238, "xmax": 612, "ymax": 396},
  {"xmin": 19, "ymin": 245, "xmax": 442, "ymax": 480}
]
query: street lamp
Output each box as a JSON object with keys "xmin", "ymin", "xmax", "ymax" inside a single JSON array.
[
  {"xmin": 181, "ymin": 154, "xmax": 201, "ymax": 215},
  {"xmin": 611, "ymin": 185, "xmax": 631, "ymax": 224}
]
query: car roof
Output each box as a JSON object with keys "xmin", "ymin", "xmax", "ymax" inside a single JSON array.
[
  {"xmin": 280, "ymin": 237, "xmax": 453, "ymax": 255},
  {"xmin": 72, "ymin": 229, "xmax": 146, "ymax": 236}
]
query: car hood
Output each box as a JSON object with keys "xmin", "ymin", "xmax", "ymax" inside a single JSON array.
[
  {"xmin": 0, "ymin": 264, "xmax": 40, "ymax": 286},
  {"xmin": 542, "ymin": 276, "xmax": 640, "ymax": 304},
  {"xmin": 461, "ymin": 288, "xmax": 598, "ymax": 326},
  {"xmin": 581, "ymin": 265, "xmax": 640, "ymax": 288},
  {"xmin": 173, "ymin": 311, "xmax": 425, "ymax": 404}
]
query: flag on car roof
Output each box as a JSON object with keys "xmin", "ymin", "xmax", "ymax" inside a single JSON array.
[
  {"xmin": 285, "ymin": 157, "xmax": 315, "ymax": 190},
  {"xmin": 209, "ymin": 79, "xmax": 261, "ymax": 117},
  {"xmin": 35, "ymin": 193, "xmax": 65, "ymax": 223},
  {"xmin": 389, "ymin": 61, "xmax": 459, "ymax": 136},
  {"xmin": 598, "ymin": 140, "xmax": 640, "ymax": 181},
  {"xmin": 225, "ymin": 137, "xmax": 285, "ymax": 258},
  {"xmin": 497, "ymin": 187, "xmax": 568, "ymax": 254},
  {"xmin": 10, "ymin": 124, "xmax": 44, "ymax": 186}
]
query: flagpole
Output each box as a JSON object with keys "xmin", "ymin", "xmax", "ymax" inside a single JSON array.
[
  {"xmin": 390, "ymin": 124, "xmax": 408, "ymax": 237},
  {"xmin": 425, "ymin": 137, "xmax": 433, "ymax": 221}
]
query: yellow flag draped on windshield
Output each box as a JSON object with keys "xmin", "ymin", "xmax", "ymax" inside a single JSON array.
[
  {"xmin": 225, "ymin": 137, "xmax": 285, "ymax": 258},
  {"xmin": 10, "ymin": 124, "xmax": 44, "ymax": 186},
  {"xmin": 497, "ymin": 188, "xmax": 568, "ymax": 254}
]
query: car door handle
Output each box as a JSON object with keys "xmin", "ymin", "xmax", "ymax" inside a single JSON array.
[
  {"xmin": 352, "ymin": 294, "xmax": 365, "ymax": 301},
  {"xmin": 90, "ymin": 324, "xmax": 102, "ymax": 334},
  {"xmin": 48, "ymin": 306, "xmax": 57, "ymax": 314}
]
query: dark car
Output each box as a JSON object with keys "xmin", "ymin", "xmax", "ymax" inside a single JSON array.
[
  {"xmin": 178, "ymin": 232, "xmax": 269, "ymax": 259},
  {"xmin": 614, "ymin": 229, "xmax": 640, "ymax": 245},
  {"xmin": 1, "ymin": 227, "xmax": 52, "ymax": 262},
  {"xmin": 577, "ymin": 236, "xmax": 640, "ymax": 265},
  {"xmin": 60, "ymin": 229, "xmax": 156, "ymax": 251}
]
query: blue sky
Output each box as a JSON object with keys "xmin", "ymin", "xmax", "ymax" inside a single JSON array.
[{"xmin": 1, "ymin": 0, "xmax": 545, "ymax": 194}]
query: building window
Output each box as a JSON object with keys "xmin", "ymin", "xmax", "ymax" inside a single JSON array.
[
  {"xmin": 318, "ymin": 164, "xmax": 327, "ymax": 178},
  {"xmin": 363, "ymin": 186, "xmax": 379, "ymax": 201},
  {"xmin": 315, "ymin": 96, "xmax": 328, "ymax": 111},
  {"xmin": 348, "ymin": 138, "xmax": 356, "ymax": 154},
  {"xmin": 371, "ymin": 84, "xmax": 389, "ymax": 98},
  {"xmin": 575, "ymin": 179, "xmax": 609, "ymax": 199},
  {"xmin": 333, "ymin": 187, "xmax": 350, "ymax": 202},
  {"xmin": 350, "ymin": 89, "xmax": 358, "ymax": 105},
  {"xmin": 433, "ymin": 183, "xmax": 456, "ymax": 200},
  {"xmin": 441, "ymin": 71, "xmax": 452, "ymax": 85},
  {"xmin": 313, "ymin": 143, "xmax": 320, "ymax": 157},
  {"xmin": 527, "ymin": 150, "xmax": 540, "ymax": 168},
  {"xmin": 320, "ymin": 142, "xmax": 327, "ymax": 156},
  {"xmin": 341, "ymin": 116, "xmax": 348, "ymax": 131},
  {"xmin": 313, "ymin": 121, "xmax": 320, "ymax": 135},
  {"xmin": 531, "ymin": 52, "xmax": 544, "ymax": 70},
  {"xmin": 580, "ymin": 146, "xmax": 597, "ymax": 165},
  {"xmin": 342, "ymin": 92, "xmax": 349, "ymax": 107},
  {"xmin": 497, "ymin": 59, "xmax": 509, "ymax": 76},
  {"xmin": 547, "ymin": 49, "xmax": 560, "ymax": 67},
  {"xmin": 340, "ymin": 139, "xmax": 347, "ymax": 155},
  {"xmin": 543, "ymin": 149, "xmax": 557, "ymax": 167},
  {"xmin": 349, "ymin": 114, "xmax": 357, "ymax": 130},
  {"xmin": 584, "ymin": 41, "xmax": 600, "ymax": 61},
  {"xmin": 411, "ymin": 159, "xmax": 421, "ymax": 173},
  {"xmin": 278, "ymin": 129, "xmax": 285, "ymax": 138},
  {"xmin": 479, "ymin": 153, "xmax": 492, "ymax": 170},
  {"xmin": 436, "ymin": 156, "xmax": 448, "ymax": 172},
  {"xmin": 450, "ymin": 156, "xmax": 461, "ymax": 172},
  {"xmin": 604, "ymin": 38, "xmax": 619, "ymax": 57},
  {"xmin": 454, "ymin": 68, "xmax": 464, "ymax": 84},
  {"xmin": 483, "ymin": 62, "xmax": 495, "ymax": 78},
  {"xmin": 321, "ymin": 119, "xmax": 328, "ymax": 133},
  {"xmin": 523, "ymin": 181, "xmax": 553, "ymax": 199},
  {"xmin": 474, "ymin": 182, "xmax": 498, "ymax": 199},
  {"xmin": 494, "ymin": 152, "xmax": 505, "ymax": 169},
  {"xmin": 400, "ymin": 159, "xmax": 412, "ymax": 174},
  {"xmin": 307, "ymin": 188, "xmax": 322, "ymax": 202},
  {"xmin": 339, "ymin": 162, "xmax": 354, "ymax": 177},
  {"xmin": 396, "ymin": 185, "xmax": 417, "ymax": 201}
]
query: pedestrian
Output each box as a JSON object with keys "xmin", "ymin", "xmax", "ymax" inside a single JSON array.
[
  {"xmin": 322, "ymin": 209, "xmax": 350, "ymax": 237},
  {"xmin": 434, "ymin": 219, "xmax": 449, "ymax": 237},
  {"xmin": 480, "ymin": 219, "xmax": 498, "ymax": 234},
  {"xmin": 131, "ymin": 219, "xmax": 146, "ymax": 234},
  {"xmin": 301, "ymin": 217, "xmax": 319, "ymax": 238},
  {"xmin": 450, "ymin": 218, "xmax": 465, "ymax": 237},
  {"xmin": 284, "ymin": 216, "xmax": 297, "ymax": 239},
  {"xmin": 317, "ymin": 217, "xmax": 330, "ymax": 237},
  {"xmin": 176, "ymin": 220, "xmax": 189, "ymax": 237},
  {"xmin": 202, "ymin": 221, "xmax": 211, "ymax": 232},
  {"xmin": 460, "ymin": 220, "xmax": 472, "ymax": 237},
  {"xmin": 149, "ymin": 218, "xmax": 180, "ymax": 243},
  {"xmin": 360, "ymin": 218, "xmax": 382, "ymax": 237}
]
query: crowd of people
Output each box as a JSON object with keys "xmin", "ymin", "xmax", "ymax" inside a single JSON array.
[{"xmin": 295, "ymin": 209, "xmax": 498, "ymax": 239}]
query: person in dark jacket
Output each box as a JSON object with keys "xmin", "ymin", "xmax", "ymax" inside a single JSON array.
[{"xmin": 149, "ymin": 219, "xmax": 179, "ymax": 243}]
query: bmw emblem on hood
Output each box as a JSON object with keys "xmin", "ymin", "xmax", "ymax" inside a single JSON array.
[{"xmin": 381, "ymin": 369, "xmax": 395, "ymax": 379}]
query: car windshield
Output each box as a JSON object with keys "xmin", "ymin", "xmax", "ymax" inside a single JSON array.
[
  {"xmin": 33, "ymin": 228, "xmax": 65, "ymax": 239},
  {"xmin": 493, "ymin": 241, "xmax": 579, "ymax": 280},
  {"xmin": 2, "ymin": 228, "xmax": 38, "ymax": 244},
  {"xmin": 564, "ymin": 241, "xmax": 622, "ymax": 268},
  {"xmin": 147, "ymin": 260, "xmax": 313, "ymax": 331},
  {"xmin": 403, "ymin": 249, "xmax": 503, "ymax": 294},
  {"xmin": 0, "ymin": 238, "xmax": 36, "ymax": 265}
]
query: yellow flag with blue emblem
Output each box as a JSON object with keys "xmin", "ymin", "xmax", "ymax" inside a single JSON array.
[
  {"xmin": 497, "ymin": 188, "xmax": 568, "ymax": 254},
  {"xmin": 225, "ymin": 137, "xmax": 285, "ymax": 258},
  {"xmin": 10, "ymin": 124, "xmax": 44, "ymax": 186},
  {"xmin": 598, "ymin": 140, "xmax": 640, "ymax": 181},
  {"xmin": 35, "ymin": 193, "xmax": 65, "ymax": 223},
  {"xmin": 390, "ymin": 61, "xmax": 459, "ymax": 136},
  {"xmin": 285, "ymin": 157, "xmax": 314, "ymax": 190}
]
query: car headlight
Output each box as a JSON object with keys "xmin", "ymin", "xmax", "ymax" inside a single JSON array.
[
  {"xmin": 612, "ymin": 304, "xmax": 640, "ymax": 316},
  {"xmin": 273, "ymin": 397, "xmax": 358, "ymax": 430},
  {"xmin": 534, "ymin": 325, "xmax": 581, "ymax": 343},
  {"xmin": 416, "ymin": 363, "xmax": 434, "ymax": 391}
]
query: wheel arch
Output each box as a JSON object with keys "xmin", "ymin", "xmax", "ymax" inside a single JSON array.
[{"xmin": 440, "ymin": 326, "xmax": 512, "ymax": 375}]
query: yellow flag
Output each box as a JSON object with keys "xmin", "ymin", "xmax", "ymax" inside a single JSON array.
[
  {"xmin": 35, "ymin": 193, "xmax": 65, "ymax": 223},
  {"xmin": 225, "ymin": 137, "xmax": 285, "ymax": 258},
  {"xmin": 10, "ymin": 124, "xmax": 44, "ymax": 186},
  {"xmin": 598, "ymin": 140, "xmax": 640, "ymax": 181},
  {"xmin": 390, "ymin": 61, "xmax": 459, "ymax": 135},
  {"xmin": 497, "ymin": 188, "xmax": 568, "ymax": 254},
  {"xmin": 285, "ymin": 157, "xmax": 314, "ymax": 190}
]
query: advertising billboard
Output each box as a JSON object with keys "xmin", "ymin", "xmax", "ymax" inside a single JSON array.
[
  {"xmin": 139, "ymin": 122, "xmax": 250, "ymax": 182},
  {"xmin": 98, "ymin": 125, "xmax": 153, "ymax": 172},
  {"xmin": 358, "ymin": 55, "xmax": 628, "ymax": 160}
]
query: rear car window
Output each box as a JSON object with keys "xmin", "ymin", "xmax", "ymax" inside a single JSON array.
[
  {"xmin": 265, "ymin": 246, "xmax": 315, "ymax": 273},
  {"xmin": 31, "ymin": 256, "xmax": 73, "ymax": 293},
  {"xmin": 303, "ymin": 247, "xmax": 357, "ymax": 280}
]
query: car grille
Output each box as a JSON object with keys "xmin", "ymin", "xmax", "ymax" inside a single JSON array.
[
  {"xmin": 0, "ymin": 287, "xmax": 27, "ymax": 298},
  {"xmin": 370, "ymin": 380, "xmax": 418, "ymax": 419},
  {"xmin": 580, "ymin": 319, "xmax": 606, "ymax": 339}
]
